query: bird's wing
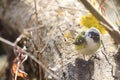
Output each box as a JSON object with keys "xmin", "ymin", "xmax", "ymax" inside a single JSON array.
[{"xmin": 73, "ymin": 31, "xmax": 85, "ymax": 45}]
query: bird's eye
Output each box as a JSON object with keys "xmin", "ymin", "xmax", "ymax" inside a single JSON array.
[{"xmin": 88, "ymin": 34, "xmax": 91, "ymax": 37}]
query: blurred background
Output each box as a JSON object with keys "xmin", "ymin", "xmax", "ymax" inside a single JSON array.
[{"xmin": 0, "ymin": 0, "xmax": 120, "ymax": 80}]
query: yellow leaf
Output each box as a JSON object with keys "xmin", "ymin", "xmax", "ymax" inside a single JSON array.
[
  {"xmin": 80, "ymin": 13, "xmax": 107, "ymax": 34},
  {"xmin": 63, "ymin": 30, "xmax": 75, "ymax": 40}
]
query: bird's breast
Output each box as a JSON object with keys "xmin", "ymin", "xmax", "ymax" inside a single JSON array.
[{"xmin": 77, "ymin": 38, "xmax": 100, "ymax": 55}]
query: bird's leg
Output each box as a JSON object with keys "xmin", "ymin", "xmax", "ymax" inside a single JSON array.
[
  {"xmin": 89, "ymin": 54, "xmax": 100, "ymax": 61},
  {"xmin": 83, "ymin": 54, "xmax": 86, "ymax": 61}
]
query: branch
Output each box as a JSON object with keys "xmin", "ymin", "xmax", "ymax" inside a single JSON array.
[
  {"xmin": 0, "ymin": 37, "xmax": 59, "ymax": 80},
  {"xmin": 79, "ymin": 0, "xmax": 120, "ymax": 44}
]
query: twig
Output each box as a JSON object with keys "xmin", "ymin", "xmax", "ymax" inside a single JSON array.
[
  {"xmin": 55, "ymin": 5, "xmax": 88, "ymax": 13},
  {"xmin": 99, "ymin": 21, "xmax": 113, "ymax": 31},
  {"xmin": 101, "ymin": 50, "xmax": 111, "ymax": 65},
  {"xmin": 14, "ymin": 34, "xmax": 24, "ymax": 45},
  {"xmin": 0, "ymin": 37, "xmax": 59, "ymax": 80},
  {"xmin": 40, "ymin": 41, "xmax": 48, "ymax": 53},
  {"xmin": 101, "ymin": 49, "xmax": 115, "ymax": 79},
  {"xmin": 34, "ymin": 0, "xmax": 40, "ymax": 50},
  {"xmin": 101, "ymin": 40, "xmax": 106, "ymax": 51},
  {"xmin": 34, "ymin": 0, "xmax": 41, "ymax": 51},
  {"xmin": 15, "ymin": 62, "xmax": 20, "ymax": 80},
  {"xmin": 34, "ymin": 0, "xmax": 44, "ymax": 80},
  {"xmin": 55, "ymin": 0, "xmax": 88, "ymax": 13},
  {"xmin": 24, "ymin": 25, "xmax": 44, "ymax": 32},
  {"xmin": 101, "ymin": 40, "xmax": 111, "ymax": 65}
]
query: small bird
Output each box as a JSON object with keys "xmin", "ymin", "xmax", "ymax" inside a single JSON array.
[{"xmin": 73, "ymin": 27, "xmax": 101, "ymax": 59}]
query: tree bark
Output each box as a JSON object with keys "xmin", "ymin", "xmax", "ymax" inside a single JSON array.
[{"xmin": 0, "ymin": 0, "xmax": 119, "ymax": 80}]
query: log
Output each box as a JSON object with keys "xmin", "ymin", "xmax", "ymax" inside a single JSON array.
[{"xmin": 0, "ymin": 0, "xmax": 119, "ymax": 80}]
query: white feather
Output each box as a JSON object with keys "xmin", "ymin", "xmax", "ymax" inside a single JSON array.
[{"xmin": 80, "ymin": 27, "xmax": 101, "ymax": 55}]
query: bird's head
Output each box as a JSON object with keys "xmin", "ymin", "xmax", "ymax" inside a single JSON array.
[{"xmin": 85, "ymin": 27, "xmax": 100, "ymax": 43}]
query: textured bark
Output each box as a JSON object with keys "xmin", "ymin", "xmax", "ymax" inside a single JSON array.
[{"xmin": 0, "ymin": 0, "xmax": 119, "ymax": 80}]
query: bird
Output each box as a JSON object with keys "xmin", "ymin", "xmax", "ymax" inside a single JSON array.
[{"xmin": 73, "ymin": 27, "xmax": 101, "ymax": 60}]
